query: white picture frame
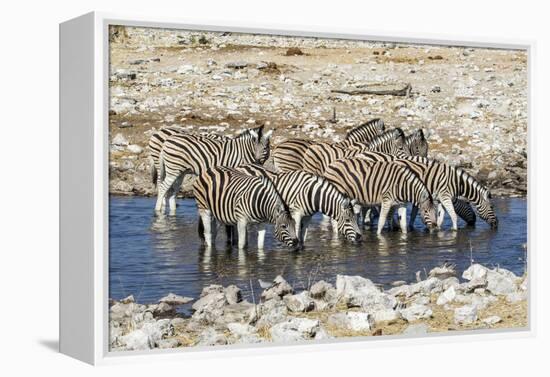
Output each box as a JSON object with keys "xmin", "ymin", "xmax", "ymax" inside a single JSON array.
[{"xmin": 59, "ymin": 11, "xmax": 535, "ymax": 365}]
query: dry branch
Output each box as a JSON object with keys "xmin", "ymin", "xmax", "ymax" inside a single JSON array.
[{"xmin": 331, "ymin": 83, "xmax": 412, "ymax": 97}]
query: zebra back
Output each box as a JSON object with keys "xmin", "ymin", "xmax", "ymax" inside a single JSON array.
[
  {"xmin": 160, "ymin": 128, "xmax": 271, "ymax": 179},
  {"xmin": 344, "ymin": 118, "xmax": 385, "ymax": 143},
  {"xmin": 324, "ymin": 159, "xmax": 432, "ymax": 208},
  {"xmin": 272, "ymin": 139, "xmax": 315, "ymax": 172}
]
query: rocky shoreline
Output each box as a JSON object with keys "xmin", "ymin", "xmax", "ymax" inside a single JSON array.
[
  {"xmin": 109, "ymin": 263, "xmax": 528, "ymax": 351},
  {"xmin": 108, "ymin": 27, "xmax": 528, "ymax": 199}
]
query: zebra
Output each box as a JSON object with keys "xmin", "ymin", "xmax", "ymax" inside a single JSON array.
[
  {"xmin": 361, "ymin": 155, "xmax": 497, "ymax": 230},
  {"xmin": 357, "ymin": 151, "xmax": 478, "ymax": 228},
  {"xmin": 271, "ymin": 118, "xmax": 385, "ymax": 172},
  {"xmin": 302, "ymin": 128, "xmax": 410, "ymax": 179},
  {"xmin": 155, "ymin": 127, "xmax": 272, "ymax": 214},
  {"xmin": 193, "ymin": 165, "xmax": 299, "ymax": 250},
  {"xmin": 405, "ymin": 129, "xmax": 429, "ymax": 157},
  {"xmin": 231, "ymin": 164, "xmax": 362, "ymax": 245},
  {"xmin": 148, "ymin": 125, "xmax": 263, "ymax": 187},
  {"xmin": 323, "ymin": 159, "xmax": 437, "ymax": 235}
]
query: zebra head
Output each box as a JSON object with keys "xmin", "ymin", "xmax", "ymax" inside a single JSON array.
[
  {"xmin": 407, "ymin": 129, "xmax": 429, "ymax": 157},
  {"xmin": 476, "ymin": 189, "xmax": 498, "ymax": 229},
  {"xmin": 334, "ymin": 198, "xmax": 362, "ymax": 242},
  {"xmin": 392, "ymin": 129, "xmax": 411, "ymax": 157},
  {"xmin": 418, "ymin": 189, "xmax": 437, "ymax": 230},
  {"xmin": 273, "ymin": 204, "xmax": 299, "ymax": 249},
  {"xmin": 251, "ymin": 129, "xmax": 273, "ymax": 164}
]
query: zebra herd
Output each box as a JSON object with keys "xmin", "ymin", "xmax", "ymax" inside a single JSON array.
[{"xmin": 148, "ymin": 118, "xmax": 498, "ymax": 251}]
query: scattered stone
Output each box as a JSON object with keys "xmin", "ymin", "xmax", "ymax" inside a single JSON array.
[
  {"xmin": 120, "ymin": 295, "xmax": 135, "ymax": 304},
  {"xmin": 270, "ymin": 318, "xmax": 321, "ymax": 342},
  {"xmin": 372, "ymin": 309, "xmax": 400, "ymax": 324},
  {"xmin": 127, "ymin": 144, "xmax": 143, "ymax": 154},
  {"xmin": 482, "ymin": 316, "xmax": 502, "ymax": 325},
  {"xmin": 197, "ymin": 328, "xmax": 227, "ymax": 346},
  {"xmin": 309, "ymin": 280, "xmax": 333, "ymax": 299},
  {"xmin": 437, "ymin": 286, "xmax": 457, "ymax": 306},
  {"xmin": 261, "ymin": 275, "xmax": 294, "ymax": 301},
  {"xmin": 429, "ymin": 264, "xmax": 456, "ymax": 280},
  {"xmin": 159, "ymin": 293, "xmax": 193, "ymax": 306},
  {"xmin": 401, "ymin": 304, "xmax": 433, "ymax": 322},
  {"xmin": 283, "ymin": 291, "xmax": 315, "ymax": 312},
  {"xmin": 328, "ymin": 312, "xmax": 374, "ymax": 332},
  {"xmin": 225, "ymin": 61, "xmax": 248, "ymax": 69},
  {"xmin": 454, "ymin": 305, "xmax": 478, "ymax": 324},
  {"xmin": 112, "ymin": 133, "xmax": 129, "ymax": 146}
]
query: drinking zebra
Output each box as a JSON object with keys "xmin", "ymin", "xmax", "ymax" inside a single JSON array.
[
  {"xmin": 357, "ymin": 151, "xmax": 478, "ymax": 228},
  {"xmin": 271, "ymin": 118, "xmax": 385, "ymax": 172},
  {"xmin": 155, "ymin": 127, "xmax": 272, "ymax": 214},
  {"xmin": 231, "ymin": 164, "xmax": 362, "ymax": 246},
  {"xmin": 356, "ymin": 155, "xmax": 497, "ymax": 230},
  {"xmin": 302, "ymin": 128, "xmax": 410, "ymax": 176},
  {"xmin": 193, "ymin": 166, "xmax": 299, "ymax": 250},
  {"xmin": 323, "ymin": 159, "xmax": 437, "ymax": 234}
]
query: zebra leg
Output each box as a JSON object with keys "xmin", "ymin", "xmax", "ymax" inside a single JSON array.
[
  {"xmin": 377, "ymin": 202, "xmax": 392, "ymax": 235},
  {"xmin": 397, "ymin": 205, "xmax": 408, "ymax": 233},
  {"xmin": 331, "ymin": 219, "xmax": 338, "ymax": 236},
  {"xmin": 225, "ymin": 225, "xmax": 235, "ymax": 246},
  {"xmin": 257, "ymin": 223, "xmax": 267, "ymax": 250},
  {"xmin": 440, "ymin": 196, "xmax": 458, "ymax": 231},
  {"xmin": 292, "ymin": 213, "xmax": 303, "ymax": 243},
  {"xmin": 408, "ymin": 205, "xmax": 419, "ymax": 230},
  {"xmin": 167, "ymin": 175, "xmax": 184, "ymax": 215},
  {"xmin": 155, "ymin": 174, "xmax": 179, "ymax": 213},
  {"xmin": 199, "ymin": 210, "xmax": 214, "ymax": 247},
  {"xmin": 301, "ymin": 216, "xmax": 312, "ymax": 243},
  {"xmin": 237, "ymin": 220, "xmax": 248, "ymax": 250},
  {"xmin": 437, "ymin": 203, "xmax": 446, "ymax": 228}
]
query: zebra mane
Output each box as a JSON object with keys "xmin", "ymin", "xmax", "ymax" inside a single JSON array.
[
  {"xmin": 367, "ymin": 128, "xmax": 404, "ymax": 148},
  {"xmin": 345, "ymin": 118, "xmax": 385, "ymax": 142}
]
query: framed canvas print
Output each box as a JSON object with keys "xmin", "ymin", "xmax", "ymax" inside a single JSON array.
[{"xmin": 59, "ymin": 12, "xmax": 533, "ymax": 365}]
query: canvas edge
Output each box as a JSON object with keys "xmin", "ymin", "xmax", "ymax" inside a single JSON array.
[{"xmin": 58, "ymin": 11, "xmax": 535, "ymax": 366}]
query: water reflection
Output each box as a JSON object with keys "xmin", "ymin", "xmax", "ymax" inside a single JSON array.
[{"xmin": 109, "ymin": 196, "xmax": 527, "ymax": 304}]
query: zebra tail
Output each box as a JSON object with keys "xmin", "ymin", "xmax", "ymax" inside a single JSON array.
[
  {"xmin": 158, "ymin": 153, "xmax": 167, "ymax": 183},
  {"xmin": 151, "ymin": 163, "xmax": 158, "ymax": 186}
]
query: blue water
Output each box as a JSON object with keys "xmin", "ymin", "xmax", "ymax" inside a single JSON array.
[{"xmin": 109, "ymin": 196, "xmax": 527, "ymax": 306}]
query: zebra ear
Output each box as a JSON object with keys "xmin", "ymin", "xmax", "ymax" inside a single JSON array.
[
  {"xmin": 249, "ymin": 130, "xmax": 259, "ymax": 139},
  {"xmin": 262, "ymin": 129, "xmax": 273, "ymax": 140}
]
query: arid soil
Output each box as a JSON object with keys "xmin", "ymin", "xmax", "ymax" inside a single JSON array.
[{"xmin": 108, "ymin": 26, "xmax": 528, "ymax": 197}]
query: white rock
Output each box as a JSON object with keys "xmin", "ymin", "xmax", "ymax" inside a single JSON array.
[
  {"xmin": 328, "ymin": 312, "xmax": 374, "ymax": 332},
  {"xmin": 482, "ymin": 316, "xmax": 502, "ymax": 325},
  {"xmin": 270, "ymin": 318, "xmax": 321, "ymax": 342},
  {"xmin": 112, "ymin": 133, "xmax": 129, "ymax": 146},
  {"xmin": 283, "ymin": 291, "xmax": 315, "ymax": 312},
  {"xmin": 486, "ymin": 270, "xmax": 518, "ymax": 296},
  {"xmin": 159, "ymin": 293, "xmax": 193, "ymax": 306},
  {"xmin": 401, "ymin": 304, "xmax": 433, "ymax": 322},
  {"xmin": 336, "ymin": 275, "xmax": 396, "ymax": 311},
  {"xmin": 127, "ymin": 144, "xmax": 143, "ymax": 154},
  {"xmin": 372, "ymin": 309, "xmax": 400, "ymax": 324},
  {"xmin": 506, "ymin": 291, "xmax": 527, "ymax": 303},
  {"xmin": 437, "ymin": 286, "xmax": 457, "ymax": 306},
  {"xmin": 454, "ymin": 305, "xmax": 478, "ymax": 324},
  {"xmin": 462, "ymin": 264, "xmax": 488, "ymax": 281}
]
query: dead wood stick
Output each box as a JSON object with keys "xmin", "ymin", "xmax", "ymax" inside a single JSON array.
[{"xmin": 331, "ymin": 83, "xmax": 412, "ymax": 96}]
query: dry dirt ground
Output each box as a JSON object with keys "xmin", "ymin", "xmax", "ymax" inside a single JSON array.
[{"xmin": 108, "ymin": 26, "xmax": 527, "ymax": 197}]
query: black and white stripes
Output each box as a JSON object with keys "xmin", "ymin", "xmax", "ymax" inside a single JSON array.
[{"xmin": 193, "ymin": 166, "xmax": 299, "ymax": 250}]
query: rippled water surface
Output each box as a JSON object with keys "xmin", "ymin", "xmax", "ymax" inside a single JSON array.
[{"xmin": 109, "ymin": 196, "xmax": 527, "ymax": 305}]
